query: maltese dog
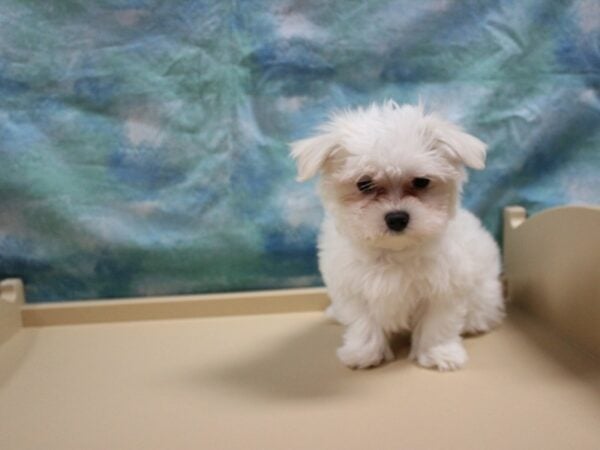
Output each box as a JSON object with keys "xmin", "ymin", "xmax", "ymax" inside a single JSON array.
[{"xmin": 290, "ymin": 101, "xmax": 504, "ymax": 371}]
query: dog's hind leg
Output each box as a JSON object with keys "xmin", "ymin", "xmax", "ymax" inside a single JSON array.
[{"xmin": 462, "ymin": 278, "xmax": 505, "ymax": 335}]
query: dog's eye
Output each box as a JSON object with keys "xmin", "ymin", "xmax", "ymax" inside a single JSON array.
[
  {"xmin": 412, "ymin": 177, "xmax": 430, "ymax": 189},
  {"xmin": 356, "ymin": 176, "xmax": 376, "ymax": 193}
]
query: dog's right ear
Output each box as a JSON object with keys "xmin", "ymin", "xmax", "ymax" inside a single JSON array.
[
  {"xmin": 289, "ymin": 133, "xmax": 340, "ymax": 182},
  {"xmin": 424, "ymin": 116, "xmax": 487, "ymax": 170}
]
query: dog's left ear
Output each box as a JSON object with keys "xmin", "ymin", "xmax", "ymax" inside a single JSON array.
[
  {"xmin": 290, "ymin": 132, "xmax": 340, "ymax": 181},
  {"xmin": 427, "ymin": 117, "xmax": 487, "ymax": 170}
]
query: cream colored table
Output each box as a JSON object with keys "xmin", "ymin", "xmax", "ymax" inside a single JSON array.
[{"xmin": 1, "ymin": 205, "xmax": 599, "ymax": 450}]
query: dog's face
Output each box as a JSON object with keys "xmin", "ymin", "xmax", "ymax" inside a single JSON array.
[{"xmin": 290, "ymin": 102, "xmax": 487, "ymax": 250}]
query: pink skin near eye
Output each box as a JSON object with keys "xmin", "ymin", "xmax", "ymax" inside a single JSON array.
[{"xmin": 351, "ymin": 175, "xmax": 437, "ymax": 206}]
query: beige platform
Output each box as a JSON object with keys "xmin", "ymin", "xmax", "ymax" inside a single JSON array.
[{"xmin": 1, "ymin": 205, "xmax": 599, "ymax": 450}]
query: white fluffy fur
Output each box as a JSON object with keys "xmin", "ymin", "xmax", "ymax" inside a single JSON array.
[{"xmin": 290, "ymin": 101, "xmax": 504, "ymax": 371}]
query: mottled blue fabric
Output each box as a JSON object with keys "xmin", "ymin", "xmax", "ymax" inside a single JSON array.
[{"xmin": 0, "ymin": 1, "xmax": 599, "ymax": 302}]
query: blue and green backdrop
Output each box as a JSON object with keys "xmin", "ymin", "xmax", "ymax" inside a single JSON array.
[{"xmin": 1, "ymin": 1, "xmax": 599, "ymax": 302}]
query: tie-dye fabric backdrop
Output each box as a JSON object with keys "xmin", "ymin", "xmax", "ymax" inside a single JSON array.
[{"xmin": 1, "ymin": 1, "xmax": 599, "ymax": 302}]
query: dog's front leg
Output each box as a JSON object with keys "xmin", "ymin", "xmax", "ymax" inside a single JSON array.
[
  {"xmin": 409, "ymin": 300, "xmax": 467, "ymax": 371},
  {"xmin": 337, "ymin": 316, "xmax": 393, "ymax": 369}
]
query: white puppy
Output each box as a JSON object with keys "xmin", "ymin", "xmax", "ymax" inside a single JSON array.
[{"xmin": 290, "ymin": 101, "xmax": 504, "ymax": 371}]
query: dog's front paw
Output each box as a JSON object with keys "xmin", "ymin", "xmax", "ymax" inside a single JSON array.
[
  {"xmin": 337, "ymin": 341, "xmax": 393, "ymax": 369},
  {"xmin": 412, "ymin": 341, "xmax": 468, "ymax": 372}
]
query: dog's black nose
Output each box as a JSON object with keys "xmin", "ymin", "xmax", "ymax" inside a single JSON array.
[{"xmin": 385, "ymin": 211, "xmax": 410, "ymax": 232}]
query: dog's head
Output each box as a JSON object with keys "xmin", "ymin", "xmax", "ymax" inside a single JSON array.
[{"xmin": 290, "ymin": 101, "xmax": 486, "ymax": 250}]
